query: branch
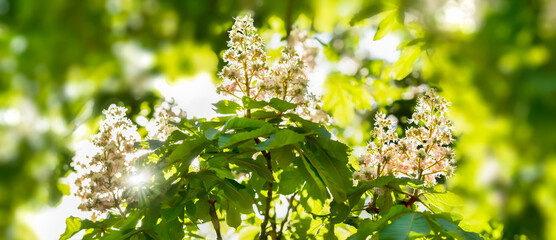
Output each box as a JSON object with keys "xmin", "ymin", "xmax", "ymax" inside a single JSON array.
[
  {"xmin": 110, "ymin": 191, "xmax": 127, "ymax": 220},
  {"xmin": 209, "ymin": 200, "xmax": 223, "ymax": 240},
  {"xmin": 277, "ymin": 192, "xmax": 297, "ymax": 239},
  {"xmin": 255, "ymin": 137, "xmax": 276, "ymax": 240}
]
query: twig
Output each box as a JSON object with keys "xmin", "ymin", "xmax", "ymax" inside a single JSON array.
[
  {"xmin": 251, "ymin": 136, "xmax": 277, "ymax": 240},
  {"xmin": 278, "ymin": 192, "xmax": 297, "ymax": 239},
  {"xmin": 209, "ymin": 199, "xmax": 223, "ymax": 240},
  {"xmin": 111, "ymin": 191, "xmax": 127, "ymax": 220}
]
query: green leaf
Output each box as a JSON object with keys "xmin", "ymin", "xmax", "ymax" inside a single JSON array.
[
  {"xmin": 204, "ymin": 128, "xmax": 220, "ymax": 140},
  {"xmin": 213, "ymin": 100, "xmax": 242, "ymax": 114},
  {"xmin": 350, "ymin": 2, "xmax": 384, "ymax": 25},
  {"xmin": 330, "ymin": 201, "xmax": 351, "ymax": 224},
  {"xmin": 348, "ymin": 206, "xmax": 412, "ymax": 240},
  {"xmin": 143, "ymin": 197, "xmax": 162, "ymax": 227},
  {"xmin": 229, "ymin": 158, "xmax": 274, "ymax": 182},
  {"xmin": 226, "ymin": 204, "xmax": 242, "ymax": 228},
  {"xmin": 57, "ymin": 183, "xmax": 70, "ymax": 196},
  {"xmin": 367, "ymin": 175, "xmax": 423, "ymax": 189},
  {"xmin": 242, "ymin": 96, "xmax": 269, "ymax": 109},
  {"xmin": 167, "ymin": 136, "xmax": 208, "ymax": 164},
  {"xmin": 379, "ymin": 213, "xmax": 431, "ymax": 240},
  {"xmin": 374, "ymin": 9, "xmax": 399, "ymax": 41},
  {"xmin": 376, "ymin": 189, "xmax": 394, "ymax": 213},
  {"xmin": 192, "ymin": 199, "xmax": 211, "ymax": 221},
  {"xmin": 391, "ymin": 44, "xmax": 422, "ymax": 80},
  {"xmin": 223, "ymin": 117, "xmax": 270, "ymax": 130},
  {"xmin": 283, "ymin": 113, "xmax": 323, "ymax": 135},
  {"xmin": 278, "ymin": 168, "xmax": 304, "ymax": 195},
  {"xmin": 168, "ymin": 130, "xmax": 188, "ymax": 142},
  {"xmin": 271, "ymin": 147, "xmax": 297, "ymax": 169},
  {"xmin": 348, "ymin": 176, "xmax": 424, "ymax": 210},
  {"xmin": 424, "ymin": 191, "xmax": 464, "ymax": 213},
  {"xmin": 251, "ymin": 110, "xmax": 280, "ymax": 119},
  {"xmin": 218, "ymin": 125, "xmax": 276, "ymax": 147},
  {"xmin": 220, "ymin": 179, "xmax": 254, "ymax": 212},
  {"xmin": 268, "ymin": 98, "xmax": 297, "ymax": 112},
  {"xmin": 433, "ymin": 218, "xmax": 483, "ymax": 240},
  {"xmin": 255, "ymin": 129, "xmax": 305, "ymax": 151},
  {"xmin": 297, "ymin": 152, "xmax": 328, "ymax": 200},
  {"xmin": 298, "ymin": 137, "xmax": 352, "ymax": 201},
  {"xmin": 322, "ymin": 75, "xmax": 372, "ymax": 127},
  {"xmin": 168, "ymin": 218, "xmax": 186, "ymax": 239},
  {"xmin": 134, "ymin": 140, "xmax": 164, "ymax": 150},
  {"xmin": 60, "ymin": 217, "xmax": 82, "ymax": 240},
  {"xmin": 144, "ymin": 230, "xmax": 163, "ymax": 240}
]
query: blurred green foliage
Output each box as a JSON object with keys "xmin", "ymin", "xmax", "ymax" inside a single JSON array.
[{"xmin": 1, "ymin": 0, "xmax": 555, "ymax": 239}]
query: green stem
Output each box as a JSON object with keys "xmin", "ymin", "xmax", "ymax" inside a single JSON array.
[
  {"xmin": 257, "ymin": 137, "xmax": 276, "ymax": 240},
  {"xmin": 111, "ymin": 191, "xmax": 127, "ymax": 220},
  {"xmin": 209, "ymin": 200, "xmax": 223, "ymax": 240},
  {"xmin": 278, "ymin": 192, "xmax": 297, "ymax": 239}
]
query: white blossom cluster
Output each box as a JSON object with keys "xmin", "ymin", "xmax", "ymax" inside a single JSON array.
[
  {"xmin": 72, "ymin": 105, "xmax": 140, "ymax": 217},
  {"xmin": 218, "ymin": 16, "xmax": 328, "ymax": 123},
  {"xmin": 266, "ymin": 47, "xmax": 309, "ymax": 104},
  {"xmin": 353, "ymin": 89, "xmax": 455, "ymax": 186},
  {"xmin": 146, "ymin": 100, "xmax": 185, "ymax": 141},
  {"xmin": 218, "ymin": 16, "xmax": 269, "ymax": 100},
  {"xmin": 72, "ymin": 102, "xmax": 186, "ymax": 218},
  {"xmin": 287, "ymin": 29, "xmax": 319, "ymax": 71}
]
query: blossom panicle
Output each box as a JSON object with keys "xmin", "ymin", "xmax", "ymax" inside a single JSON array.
[{"xmin": 354, "ymin": 89, "xmax": 455, "ymax": 186}]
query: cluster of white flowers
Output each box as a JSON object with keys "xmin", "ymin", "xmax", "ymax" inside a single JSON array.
[
  {"xmin": 72, "ymin": 105, "xmax": 140, "ymax": 217},
  {"xmin": 295, "ymin": 93, "xmax": 330, "ymax": 124},
  {"xmin": 218, "ymin": 16, "xmax": 328, "ymax": 123},
  {"xmin": 146, "ymin": 100, "xmax": 185, "ymax": 141},
  {"xmin": 218, "ymin": 16, "xmax": 269, "ymax": 100},
  {"xmin": 266, "ymin": 47, "xmax": 308, "ymax": 104},
  {"xmin": 353, "ymin": 89, "xmax": 455, "ymax": 186},
  {"xmin": 287, "ymin": 29, "xmax": 319, "ymax": 71},
  {"xmin": 72, "ymin": 102, "xmax": 187, "ymax": 218}
]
